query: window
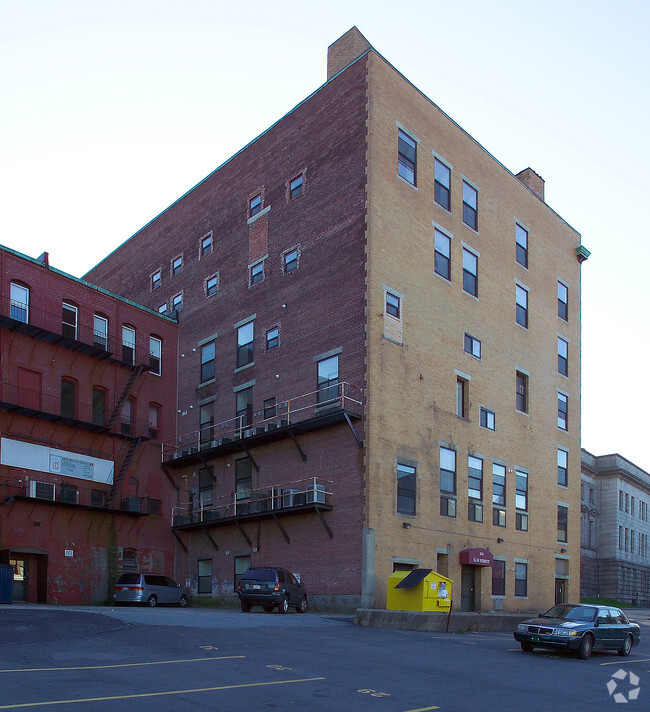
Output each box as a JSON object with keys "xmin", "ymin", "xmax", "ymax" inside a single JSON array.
[
  {"xmin": 236, "ymin": 321, "xmax": 254, "ymax": 368},
  {"xmin": 514, "ymin": 562, "xmax": 528, "ymax": 597},
  {"xmin": 249, "ymin": 194, "xmax": 262, "ymax": 217},
  {"xmin": 198, "ymin": 559, "xmax": 212, "ymax": 594},
  {"xmin": 515, "ymin": 224, "xmax": 528, "ymax": 268},
  {"xmin": 434, "ymin": 158, "xmax": 451, "ymax": 210},
  {"xmin": 60, "ymin": 378, "xmax": 76, "ymax": 418},
  {"xmin": 235, "ymin": 458, "xmax": 252, "ymax": 501},
  {"xmin": 289, "ymin": 174, "xmax": 303, "ymax": 199},
  {"xmin": 266, "ymin": 327, "xmax": 279, "ymax": 350},
  {"xmin": 456, "ymin": 376, "xmax": 468, "ymax": 418},
  {"xmin": 492, "ymin": 463, "xmax": 506, "ymax": 527},
  {"xmin": 558, "ymin": 281, "xmax": 568, "ymax": 321},
  {"xmin": 62, "ymin": 302, "xmax": 78, "ymax": 340},
  {"xmin": 516, "ymin": 371, "xmax": 528, "ymax": 413},
  {"xmin": 172, "ymin": 255, "xmax": 183, "ymax": 276},
  {"xmin": 557, "ymin": 449, "xmax": 568, "ymax": 486},
  {"xmin": 263, "ymin": 397, "xmax": 277, "ymax": 420},
  {"xmin": 480, "ymin": 407, "xmax": 495, "ymax": 431},
  {"xmin": 492, "ymin": 560, "xmax": 506, "ymax": 596},
  {"xmin": 557, "ymin": 505, "xmax": 568, "ymax": 543},
  {"xmin": 206, "ymin": 274, "xmax": 218, "ymax": 297},
  {"xmin": 200, "ymin": 341, "xmax": 216, "ymax": 382},
  {"xmin": 122, "ymin": 325, "xmax": 136, "ymax": 365},
  {"xmin": 236, "ymin": 387, "xmax": 253, "ymax": 429},
  {"xmin": 558, "ymin": 392, "xmax": 568, "ymax": 430},
  {"xmin": 121, "ymin": 397, "xmax": 135, "ymax": 435},
  {"xmin": 250, "ymin": 261, "xmax": 264, "ymax": 285},
  {"xmin": 93, "ymin": 314, "xmax": 108, "ymax": 349},
  {"xmin": 149, "ymin": 336, "xmax": 161, "ymax": 375},
  {"xmin": 148, "ymin": 403, "xmax": 160, "ymax": 440},
  {"xmin": 58, "ymin": 483, "xmax": 78, "ymax": 504},
  {"xmin": 515, "ymin": 284, "xmax": 528, "ymax": 328},
  {"xmin": 462, "ymin": 248, "xmax": 478, "ymax": 297},
  {"xmin": 397, "ymin": 129, "xmax": 417, "ymax": 185},
  {"xmin": 10, "ymin": 282, "xmax": 29, "ymax": 323},
  {"xmin": 199, "ymin": 467, "xmax": 214, "ymax": 508},
  {"xmin": 158, "ymin": 304, "xmax": 167, "ymax": 314},
  {"xmin": 434, "ymin": 228, "xmax": 451, "ymax": 280},
  {"xmin": 92, "ymin": 387, "xmax": 106, "ymax": 426},
  {"xmin": 462, "ymin": 181, "xmax": 478, "ymax": 230},
  {"xmin": 440, "ymin": 446, "xmax": 456, "ymax": 517},
  {"xmin": 199, "ymin": 401, "xmax": 214, "ymax": 445},
  {"xmin": 464, "ymin": 333, "xmax": 481, "ymax": 359},
  {"xmin": 468, "ymin": 501, "xmax": 483, "ymax": 522},
  {"xmin": 397, "ymin": 463, "xmax": 416, "ymax": 515},
  {"xmin": 468, "ymin": 456, "xmax": 483, "ymax": 500},
  {"xmin": 201, "ymin": 233, "xmax": 213, "ymax": 257},
  {"xmin": 234, "ymin": 555, "xmax": 251, "ymax": 592},
  {"xmin": 151, "ymin": 270, "xmax": 161, "ymax": 290},
  {"xmin": 558, "ymin": 337, "xmax": 568, "ymax": 376},
  {"xmin": 317, "ymin": 355, "xmax": 339, "ymax": 403},
  {"xmin": 172, "ymin": 292, "xmax": 183, "ymax": 311},
  {"xmin": 91, "ymin": 489, "xmax": 106, "ymax": 507},
  {"xmin": 515, "ymin": 470, "xmax": 528, "ymax": 531},
  {"xmin": 284, "ymin": 248, "xmax": 299, "ymax": 273},
  {"xmin": 386, "ymin": 292, "xmax": 400, "ymax": 318}
]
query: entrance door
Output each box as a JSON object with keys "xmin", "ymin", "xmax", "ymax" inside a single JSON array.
[
  {"xmin": 460, "ymin": 566, "xmax": 477, "ymax": 611},
  {"xmin": 10, "ymin": 559, "xmax": 27, "ymax": 602},
  {"xmin": 554, "ymin": 577, "xmax": 567, "ymax": 605}
]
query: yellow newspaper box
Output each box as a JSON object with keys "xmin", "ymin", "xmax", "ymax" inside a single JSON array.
[{"xmin": 386, "ymin": 568, "xmax": 453, "ymax": 612}]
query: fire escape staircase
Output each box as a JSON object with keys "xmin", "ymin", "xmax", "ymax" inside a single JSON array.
[
  {"xmin": 106, "ymin": 364, "xmax": 148, "ymax": 430},
  {"xmin": 107, "ymin": 437, "xmax": 143, "ymax": 506}
]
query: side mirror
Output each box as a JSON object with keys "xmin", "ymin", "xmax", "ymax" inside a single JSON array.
[{"xmin": 594, "ymin": 620, "xmax": 600, "ymax": 627}]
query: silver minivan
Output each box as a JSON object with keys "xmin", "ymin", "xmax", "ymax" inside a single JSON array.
[{"xmin": 113, "ymin": 573, "xmax": 188, "ymax": 607}]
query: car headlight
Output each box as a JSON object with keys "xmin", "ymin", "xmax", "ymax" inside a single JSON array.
[
  {"xmin": 516, "ymin": 624, "xmax": 527, "ymax": 632},
  {"xmin": 553, "ymin": 628, "xmax": 578, "ymax": 637}
]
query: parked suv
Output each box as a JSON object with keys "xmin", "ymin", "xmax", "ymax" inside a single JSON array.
[
  {"xmin": 113, "ymin": 573, "xmax": 189, "ymax": 607},
  {"xmin": 237, "ymin": 567, "xmax": 308, "ymax": 613}
]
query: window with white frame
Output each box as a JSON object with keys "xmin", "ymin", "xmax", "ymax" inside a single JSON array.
[
  {"xmin": 462, "ymin": 248, "xmax": 478, "ymax": 296},
  {"xmin": 558, "ymin": 392, "xmax": 568, "ymax": 430},
  {"xmin": 462, "ymin": 180, "xmax": 478, "ymax": 231},
  {"xmin": 516, "ymin": 284, "xmax": 529, "ymax": 328},
  {"xmin": 149, "ymin": 336, "xmax": 162, "ymax": 376},
  {"xmin": 557, "ymin": 448, "xmax": 568, "ymax": 486},
  {"xmin": 93, "ymin": 314, "xmax": 108, "ymax": 349},
  {"xmin": 237, "ymin": 321, "xmax": 254, "ymax": 368},
  {"xmin": 206, "ymin": 274, "xmax": 219, "ymax": 297},
  {"xmin": 558, "ymin": 337, "xmax": 568, "ymax": 376},
  {"xmin": 464, "ymin": 333, "xmax": 481, "ymax": 359},
  {"xmin": 440, "ymin": 446, "xmax": 456, "ymax": 517},
  {"xmin": 200, "ymin": 233, "xmax": 213, "ymax": 257},
  {"xmin": 434, "ymin": 228, "xmax": 451, "ymax": 280},
  {"xmin": 514, "ymin": 562, "xmax": 528, "ymax": 597},
  {"xmin": 398, "ymin": 129, "xmax": 417, "ymax": 185},
  {"xmin": 151, "ymin": 270, "xmax": 161, "ymax": 290},
  {"xmin": 397, "ymin": 462, "xmax": 416, "ymax": 515},
  {"xmin": 557, "ymin": 505, "xmax": 568, "ymax": 543},
  {"xmin": 434, "ymin": 157, "xmax": 451, "ymax": 210},
  {"xmin": 122, "ymin": 325, "xmax": 136, "ymax": 365},
  {"xmin": 515, "ymin": 224, "xmax": 528, "ymax": 268},
  {"xmin": 492, "ymin": 463, "xmax": 506, "ymax": 527},
  {"xmin": 480, "ymin": 407, "xmax": 495, "ymax": 431},
  {"xmin": 10, "ymin": 282, "xmax": 29, "ymax": 323},
  {"xmin": 558, "ymin": 281, "xmax": 568, "ymax": 321},
  {"xmin": 172, "ymin": 255, "xmax": 183, "ymax": 276}
]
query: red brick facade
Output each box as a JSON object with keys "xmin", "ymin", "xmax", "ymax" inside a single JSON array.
[{"xmin": 0, "ymin": 247, "xmax": 178, "ymax": 604}]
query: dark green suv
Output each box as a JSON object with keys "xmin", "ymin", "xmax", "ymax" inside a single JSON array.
[{"xmin": 237, "ymin": 567, "xmax": 308, "ymax": 614}]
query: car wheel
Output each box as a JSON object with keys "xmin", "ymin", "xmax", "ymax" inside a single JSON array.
[
  {"xmin": 296, "ymin": 596, "xmax": 308, "ymax": 614},
  {"xmin": 178, "ymin": 595, "xmax": 188, "ymax": 608},
  {"xmin": 618, "ymin": 634, "xmax": 633, "ymax": 657},
  {"xmin": 147, "ymin": 595, "xmax": 158, "ymax": 607},
  {"xmin": 576, "ymin": 634, "xmax": 594, "ymax": 659},
  {"xmin": 263, "ymin": 606, "xmax": 274, "ymax": 613},
  {"xmin": 278, "ymin": 596, "xmax": 289, "ymax": 614},
  {"xmin": 240, "ymin": 601, "xmax": 252, "ymax": 613},
  {"xmin": 520, "ymin": 642, "xmax": 533, "ymax": 653}
]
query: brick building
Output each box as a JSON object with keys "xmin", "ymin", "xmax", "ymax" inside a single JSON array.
[
  {"xmin": 0, "ymin": 246, "xmax": 178, "ymax": 604},
  {"xmin": 581, "ymin": 450, "xmax": 650, "ymax": 606},
  {"xmin": 85, "ymin": 28, "xmax": 587, "ymax": 612}
]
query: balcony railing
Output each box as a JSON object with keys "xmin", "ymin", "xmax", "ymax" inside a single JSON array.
[
  {"xmin": 1, "ymin": 293, "xmax": 153, "ymax": 367},
  {"xmin": 163, "ymin": 382, "xmax": 363, "ymax": 461},
  {"xmin": 0, "ymin": 380, "xmax": 153, "ymax": 438},
  {"xmin": 0, "ymin": 476, "xmax": 160, "ymax": 514},
  {"xmin": 171, "ymin": 476, "xmax": 332, "ymax": 527}
]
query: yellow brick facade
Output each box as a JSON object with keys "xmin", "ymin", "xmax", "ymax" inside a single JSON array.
[{"xmin": 363, "ymin": 47, "xmax": 583, "ymax": 612}]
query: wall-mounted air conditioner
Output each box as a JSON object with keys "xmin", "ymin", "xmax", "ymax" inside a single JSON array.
[
  {"xmin": 29, "ymin": 481, "xmax": 55, "ymax": 501},
  {"xmin": 306, "ymin": 483, "xmax": 326, "ymax": 504},
  {"xmin": 122, "ymin": 497, "xmax": 141, "ymax": 512}
]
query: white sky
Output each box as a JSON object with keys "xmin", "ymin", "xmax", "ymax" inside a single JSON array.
[{"xmin": 1, "ymin": 0, "xmax": 648, "ymax": 472}]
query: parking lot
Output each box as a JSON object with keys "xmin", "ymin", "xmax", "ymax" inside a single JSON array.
[{"xmin": 0, "ymin": 605, "xmax": 648, "ymax": 711}]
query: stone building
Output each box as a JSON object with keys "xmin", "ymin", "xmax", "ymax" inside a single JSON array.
[
  {"xmin": 581, "ymin": 450, "xmax": 650, "ymax": 606},
  {"xmin": 85, "ymin": 28, "xmax": 587, "ymax": 612}
]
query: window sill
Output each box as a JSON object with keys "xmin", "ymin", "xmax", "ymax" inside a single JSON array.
[
  {"xmin": 235, "ymin": 362, "xmax": 255, "ymax": 374},
  {"xmin": 198, "ymin": 378, "xmax": 216, "ymax": 388},
  {"xmin": 397, "ymin": 174, "xmax": 418, "ymax": 190},
  {"xmin": 247, "ymin": 205, "xmax": 271, "ymax": 225}
]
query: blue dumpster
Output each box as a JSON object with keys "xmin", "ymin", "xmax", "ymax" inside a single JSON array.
[{"xmin": 0, "ymin": 564, "xmax": 13, "ymax": 603}]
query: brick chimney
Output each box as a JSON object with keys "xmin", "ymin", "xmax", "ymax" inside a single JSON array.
[
  {"xmin": 327, "ymin": 27, "xmax": 372, "ymax": 80},
  {"xmin": 516, "ymin": 168, "xmax": 545, "ymax": 201}
]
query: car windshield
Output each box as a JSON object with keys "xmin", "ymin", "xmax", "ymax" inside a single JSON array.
[
  {"xmin": 242, "ymin": 569, "xmax": 276, "ymax": 582},
  {"xmin": 542, "ymin": 605, "xmax": 596, "ymax": 621}
]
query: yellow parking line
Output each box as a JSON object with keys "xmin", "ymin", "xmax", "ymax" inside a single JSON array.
[
  {"xmin": 0, "ymin": 677, "xmax": 327, "ymax": 709},
  {"xmin": 600, "ymin": 657, "xmax": 650, "ymax": 665},
  {"xmin": 402, "ymin": 706, "xmax": 440, "ymax": 711},
  {"xmin": 0, "ymin": 656, "xmax": 243, "ymax": 674}
]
